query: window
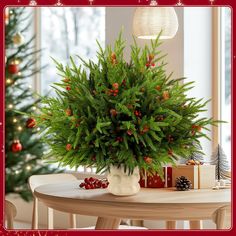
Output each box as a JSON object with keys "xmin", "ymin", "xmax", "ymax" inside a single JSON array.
[
  {"xmin": 220, "ymin": 7, "xmax": 231, "ymax": 166},
  {"xmin": 40, "ymin": 7, "xmax": 105, "ymax": 95},
  {"xmin": 39, "ymin": 7, "xmax": 105, "ymax": 172}
]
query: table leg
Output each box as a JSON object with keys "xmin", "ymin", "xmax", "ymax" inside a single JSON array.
[
  {"xmin": 32, "ymin": 197, "xmax": 38, "ymax": 229},
  {"xmin": 131, "ymin": 220, "xmax": 144, "ymax": 227},
  {"xmin": 47, "ymin": 207, "xmax": 54, "ymax": 229},
  {"xmin": 166, "ymin": 221, "xmax": 176, "ymax": 229},
  {"xmin": 95, "ymin": 217, "xmax": 121, "ymax": 229},
  {"xmin": 214, "ymin": 208, "xmax": 227, "ymax": 229},
  {"xmin": 69, "ymin": 213, "xmax": 76, "ymax": 228},
  {"xmin": 189, "ymin": 220, "xmax": 202, "ymax": 229}
]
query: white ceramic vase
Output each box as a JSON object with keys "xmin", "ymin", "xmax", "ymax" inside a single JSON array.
[{"xmin": 107, "ymin": 165, "xmax": 140, "ymax": 196}]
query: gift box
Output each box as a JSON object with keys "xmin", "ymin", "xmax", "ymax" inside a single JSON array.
[
  {"xmin": 139, "ymin": 167, "xmax": 172, "ymax": 188},
  {"xmin": 172, "ymin": 164, "xmax": 216, "ymax": 189}
]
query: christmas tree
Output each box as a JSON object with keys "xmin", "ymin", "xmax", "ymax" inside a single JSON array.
[
  {"xmin": 35, "ymin": 31, "xmax": 219, "ymax": 176},
  {"xmin": 5, "ymin": 7, "xmax": 59, "ymax": 201},
  {"xmin": 210, "ymin": 144, "xmax": 231, "ymax": 180}
]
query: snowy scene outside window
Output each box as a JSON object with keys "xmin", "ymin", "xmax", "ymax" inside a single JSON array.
[
  {"xmin": 221, "ymin": 7, "xmax": 231, "ymax": 166},
  {"xmin": 40, "ymin": 7, "xmax": 105, "ymax": 172},
  {"xmin": 40, "ymin": 7, "xmax": 105, "ymax": 96}
]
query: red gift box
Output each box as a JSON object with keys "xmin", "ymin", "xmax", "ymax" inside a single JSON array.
[{"xmin": 139, "ymin": 167, "xmax": 172, "ymax": 188}]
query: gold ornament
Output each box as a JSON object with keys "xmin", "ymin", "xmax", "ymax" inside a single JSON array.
[{"xmin": 12, "ymin": 32, "xmax": 24, "ymax": 45}]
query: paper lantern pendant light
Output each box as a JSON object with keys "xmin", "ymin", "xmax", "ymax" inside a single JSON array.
[{"xmin": 133, "ymin": 7, "xmax": 179, "ymax": 39}]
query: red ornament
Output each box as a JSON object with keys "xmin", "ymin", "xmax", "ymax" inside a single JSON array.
[
  {"xmin": 66, "ymin": 144, "xmax": 72, "ymax": 151},
  {"xmin": 8, "ymin": 64, "xmax": 19, "ymax": 74},
  {"xmin": 26, "ymin": 118, "xmax": 36, "ymax": 128},
  {"xmin": 11, "ymin": 140, "xmax": 22, "ymax": 153}
]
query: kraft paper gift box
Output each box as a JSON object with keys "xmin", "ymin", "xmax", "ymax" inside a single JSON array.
[
  {"xmin": 139, "ymin": 167, "xmax": 172, "ymax": 188},
  {"xmin": 172, "ymin": 164, "xmax": 216, "ymax": 189}
]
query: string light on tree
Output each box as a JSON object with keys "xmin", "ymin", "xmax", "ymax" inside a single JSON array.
[
  {"xmin": 26, "ymin": 165, "xmax": 32, "ymax": 171},
  {"xmin": 13, "ymin": 118, "xmax": 17, "ymax": 123},
  {"xmin": 32, "ymin": 106, "xmax": 37, "ymax": 111},
  {"xmin": 15, "ymin": 170, "xmax": 19, "ymax": 174},
  {"xmin": 8, "ymin": 104, "xmax": 13, "ymax": 109},
  {"xmin": 6, "ymin": 78, "xmax": 13, "ymax": 85},
  {"xmin": 17, "ymin": 126, "xmax": 23, "ymax": 131}
]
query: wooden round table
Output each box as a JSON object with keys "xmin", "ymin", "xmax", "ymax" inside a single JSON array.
[{"xmin": 34, "ymin": 181, "xmax": 231, "ymax": 230}]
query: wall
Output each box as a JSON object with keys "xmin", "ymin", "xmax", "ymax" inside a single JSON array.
[
  {"xmin": 184, "ymin": 7, "xmax": 213, "ymax": 160},
  {"xmin": 105, "ymin": 7, "xmax": 184, "ymax": 79}
]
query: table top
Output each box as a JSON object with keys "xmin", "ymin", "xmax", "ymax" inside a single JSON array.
[
  {"xmin": 35, "ymin": 180, "xmax": 231, "ymax": 204},
  {"xmin": 34, "ymin": 181, "xmax": 231, "ymax": 220}
]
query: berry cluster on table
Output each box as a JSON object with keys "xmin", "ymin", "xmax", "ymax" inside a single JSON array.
[{"xmin": 79, "ymin": 177, "xmax": 109, "ymax": 190}]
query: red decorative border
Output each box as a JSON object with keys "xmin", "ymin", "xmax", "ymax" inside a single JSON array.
[{"xmin": 0, "ymin": 0, "xmax": 235, "ymax": 235}]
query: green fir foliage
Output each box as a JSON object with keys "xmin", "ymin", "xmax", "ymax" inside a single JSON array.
[{"xmin": 36, "ymin": 31, "xmax": 218, "ymax": 176}]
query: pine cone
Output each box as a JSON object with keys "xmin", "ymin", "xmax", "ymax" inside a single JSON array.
[{"xmin": 175, "ymin": 176, "xmax": 192, "ymax": 191}]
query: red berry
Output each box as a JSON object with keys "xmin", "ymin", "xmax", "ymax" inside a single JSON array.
[
  {"xmin": 90, "ymin": 184, "xmax": 95, "ymax": 189},
  {"xmin": 146, "ymin": 63, "xmax": 150, "ymax": 68},
  {"xmin": 84, "ymin": 178, "xmax": 89, "ymax": 184},
  {"xmin": 151, "ymin": 63, "xmax": 155, "ymax": 67},
  {"xmin": 127, "ymin": 130, "xmax": 132, "ymax": 136},
  {"xmin": 66, "ymin": 86, "xmax": 71, "ymax": 91},
  {"xmin": 114, "ymin": 89, "xmax": 119, "ymax": 93},
  {"xmin": 66, "ymin": 144, "xmax": 72, "ymax": 151},
  {"xmin": 112, "ymin": 83, "xmax": 119, "ymax": 89},
  {"xmin": 89, "ymin": 177, "xmax": 94, "ymax": 182},
  {"xmin": 101, "ymin": 183, "xmax": 107, "ymax": 188},
  {"xmin": 85, "ymin": 184, "xmax": 91, "ymax": 190},
  {"xmin": 79, "ymin": 183, "xmax": 85, "ymax": 188},
  {"xmin": 113, "ymin": 93, "xmax": 117, "ymax": 97}
]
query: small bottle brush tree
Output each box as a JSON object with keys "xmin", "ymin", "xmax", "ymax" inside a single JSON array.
[
  {"xmin": 210, "ymin": 144, "xmax": 231, "ymax": 180},
  {"xmin": 35, "ymin": 32, "xmax": 219, "ymax": 176}
]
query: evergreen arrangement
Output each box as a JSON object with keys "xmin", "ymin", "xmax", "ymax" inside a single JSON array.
[
  {"xmin": 36, "ymin": 32, "xmax": 219, "ymax": 176},
  {"xmin": 5, "ymin": 8, "xmax": 58, "ymax": 201},
  {"xmin": 210, "ymin": 144, "xmax": 231, "ymax": 180}
]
